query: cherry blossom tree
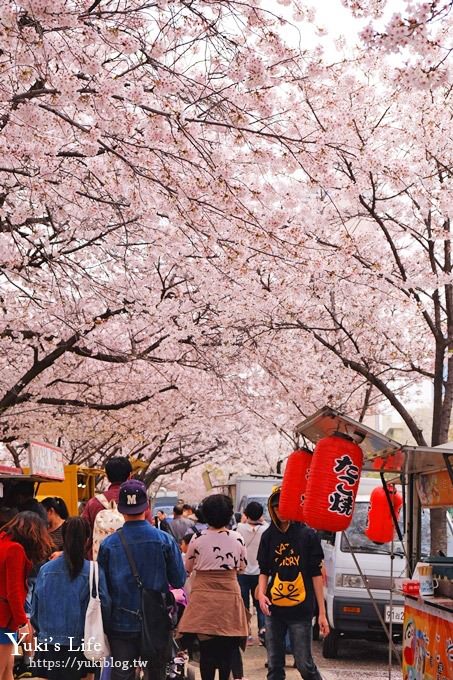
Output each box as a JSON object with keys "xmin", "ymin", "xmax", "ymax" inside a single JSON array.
[
  {"xmin": 1, "ymin": 0, "xmax": 452, "ymax": 549},
  {"xmin": 221, "ymin": 19, "xmax": 452, "ymax": 547},
  {"xmin": 0, "ymin": 0, "xmax": 319, "ymax": 470},
  {"xmin": 357, "ymin": 0, "xmax": 452, "ymax": 88}
]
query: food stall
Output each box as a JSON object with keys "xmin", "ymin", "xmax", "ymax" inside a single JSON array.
[
  {"xmin": 36, "ymin": 456, "xmax": 148, "ymax": 514},
  {"xmin": 34, "ymin": 464, "xmax": 104, "ymax": 515},
  {"xmin": 0, "ymin": 441, "xmax": 66, "ymax": 513},
  {"xmin": 294, "ymin": 406, "xmax": 453, "ymax": 680},
  {"xmin": 401, "ymin": 461, "xmax": 453, "ymax": 680}
]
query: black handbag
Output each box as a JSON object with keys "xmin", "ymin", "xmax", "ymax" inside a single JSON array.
[{"xmin": 118, "ymin": 529, "xmax": 174, "ymax": 662}]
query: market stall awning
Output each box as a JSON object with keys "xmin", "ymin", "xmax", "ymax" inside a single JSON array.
[
  {"xmin": 295, "ymin": 406, "xmax": 453, "ymax": 478},
  {"xmin": 0, "ymin": 465, "xmax": 65, "ymax": 482},
  {"xmin": 0, "ymin": 465, "xmax": 24, "ymax": 479}
]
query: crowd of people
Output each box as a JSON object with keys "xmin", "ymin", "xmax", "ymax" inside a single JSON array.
[{"xmin": 0, "ymin": 456, "xmax": 328, "ymax": 680}]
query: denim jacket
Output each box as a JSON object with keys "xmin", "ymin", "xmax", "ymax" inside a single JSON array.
[
  {"xmin": 31, "ymin": 557, "xmax": 111, "ymax": 645},
  {"xmin": 97, "ymin": 520, "xmax": 186, "ymax": 633}
]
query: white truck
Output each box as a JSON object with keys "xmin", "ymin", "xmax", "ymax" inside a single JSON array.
[
  {"xmin": 320, "ymin": 476, "xmax": 406, "ymax": 658},
  {"xmin": 151, "ymin": 492, "xmax": 180, "ymax": 518},
  {"xmin": 225, "ymin": 474, "xmax": 282, "ymax": 521}
]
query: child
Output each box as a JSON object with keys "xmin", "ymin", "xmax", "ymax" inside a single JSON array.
[{"xmin": 180, "ymin": 532, "xmax": 194, "ymax": 555}]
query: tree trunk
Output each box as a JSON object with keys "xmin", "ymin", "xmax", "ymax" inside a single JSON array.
[
  {"xmin": 429, "ymin": 404, "xmax": 448, "ymax": 555},
  {"xmin": 428, "ymin": 240, "xmax": 453, "ymax": 554},
  {"xmin": 431, "ymin": 337, "xmax": 444, "ymax": 447},
  {"xmin": 429, "ymin": 508, "xmax": 447, "ymax": 556}
]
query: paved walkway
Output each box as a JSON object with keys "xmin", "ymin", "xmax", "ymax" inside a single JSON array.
[
  {"xmin": 189, "ymin": 635, "xmax": 402, "ymax": 680},
  {"xmin": 28, "ymin": 628, "xmax": 402, "ymax": 679}
]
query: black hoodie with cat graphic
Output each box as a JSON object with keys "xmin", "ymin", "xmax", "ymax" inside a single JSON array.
[{"xmin": 257, "ymin": 488, "xmax": 324, "ymax": 620}]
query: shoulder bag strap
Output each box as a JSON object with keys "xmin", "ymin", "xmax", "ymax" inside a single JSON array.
[
  {"xmin": 118, "ymin": 529, "xmax": 143, "ymax": 589},
  {"xmin": 89, "ymin": 560, "xmax": 100, "ymax": 599},
  {"xmin": 244, "ymin": 526, "xmax": 261, "ymax": 550},
  {"xmin": 95, "ymin": 494, "xmax": 110, "ymax": 510},
  {"xmin": 89, "ymin": 560, "xmax": 93, "ymax": 598}
]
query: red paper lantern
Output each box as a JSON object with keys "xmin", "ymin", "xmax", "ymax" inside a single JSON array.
[
  {"xmin": 303, "ymin": 432, "xmax": 363, "ymax": 531},
  {"xmin": 365, "ymin": 484, "xmax": 403, "ymax": 544},
  {"xmin": 279, "ymin": 448, "xmax": 312, "ymax": 522}
]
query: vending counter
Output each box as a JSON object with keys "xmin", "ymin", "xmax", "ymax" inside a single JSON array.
[{"xmin": 402, "ymin": 594, "xmax": 453, "ymax": 680}]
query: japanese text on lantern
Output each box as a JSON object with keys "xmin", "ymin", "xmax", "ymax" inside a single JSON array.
[{"xmin": 328, "ymin": 455, "xmax": 360, "ymax": 517}]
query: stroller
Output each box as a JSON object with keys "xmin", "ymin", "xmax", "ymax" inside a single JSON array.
[{"xmin": 165, "ymin": 587, "xmax": 195, "ymax": 680}]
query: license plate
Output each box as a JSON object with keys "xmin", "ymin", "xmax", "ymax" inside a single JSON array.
[{"xmin": 385, "ymin": 605, "xmax": 404, "ymax": 623}]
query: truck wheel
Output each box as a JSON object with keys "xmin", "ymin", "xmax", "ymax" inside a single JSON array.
[{"xmin": 322, "ymin": 631, "xmax": 339, "ymax": 659}]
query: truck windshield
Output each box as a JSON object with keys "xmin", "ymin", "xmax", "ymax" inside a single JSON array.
[
  {"xmin": 152, "ymin": 505, "xmax": 175, "ymax": 516},
  {"xmin": 340, "ymin": 502, "xmax": 404, "ymax": 555}
]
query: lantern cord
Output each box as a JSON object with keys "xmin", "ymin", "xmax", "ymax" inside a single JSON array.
[
  {"xmin": 388, "ymin": 537, "xmax": 395, "ymax": 680},
  {"xmin": 380, "ymin": 472, "xmax": 404, "ymax": 545},
  {"xmin": 301, "ymin": 435, "xmax": 312, "ymax": 451},
  {"xmin": 342, "ymin": 531, "xmax": 402, "ymax": 669},
  {"xmin": 334, "ymin": 417, "xmax": 346, "ymax": 436},
  {"xmin": 401, "ymin": 472, "xmax": 406, "ymax": 550}
]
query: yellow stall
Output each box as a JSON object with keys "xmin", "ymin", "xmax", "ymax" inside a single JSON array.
[{"xmin": 35, "ymin": 464, "xmax": 104, "ymax": 515}]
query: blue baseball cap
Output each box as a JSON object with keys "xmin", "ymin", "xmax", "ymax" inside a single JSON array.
[{"xmin": 118, "ymin": 480, "xmax": 149, "ymax": 515}]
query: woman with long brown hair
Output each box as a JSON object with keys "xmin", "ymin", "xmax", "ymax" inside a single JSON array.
[{"xmin": 0, "ymin": 511, "xmax": 53, "ymax": 680}]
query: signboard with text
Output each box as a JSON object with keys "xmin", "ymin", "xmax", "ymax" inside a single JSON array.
[
  {"xmin": 28, "ymin": 441, "xmax": 65, "ymax": 480},
  {"xmin": 416, "ymin": 469, "xmax": 453, "ymax": 508},
  {"xmin": 403, "ymin": 599, "xmax": 453, "ymax": 680}
]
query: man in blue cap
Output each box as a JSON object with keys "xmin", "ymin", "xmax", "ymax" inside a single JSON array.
[{"xmin": 98, "ymin": 479, "xmax": 186, "ymax": 680}]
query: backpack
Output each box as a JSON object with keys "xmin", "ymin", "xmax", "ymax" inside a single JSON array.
[{"xmin": 92, "ymin": 494, "xmax": 124, "ymax": 560}]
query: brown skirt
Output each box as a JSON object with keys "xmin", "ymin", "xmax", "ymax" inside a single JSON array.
[{"xmin": 177, "ymin": 570, "xmax": 250, "ymax": 638}]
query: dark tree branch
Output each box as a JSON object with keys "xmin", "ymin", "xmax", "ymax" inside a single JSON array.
[{"xmin": 35, "ymin": 384, "xmax": 177, "ymax": 411}]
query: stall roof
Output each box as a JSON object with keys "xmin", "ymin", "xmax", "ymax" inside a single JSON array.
[
  {"xmin": 0, "ymin": 465, "xmax": 24, "ymax": 479},
  {"xmin": 0, "ymin": 465, "xmax": 67, "ymax": 482},
  {"xmin": 295, "ymin": 406, "xmax": 453, "ymax": 478}
]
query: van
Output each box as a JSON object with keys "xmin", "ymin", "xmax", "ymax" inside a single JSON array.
[
  {"xmin": 152, "ymin": 495, "xmax": 179, "ymax": 519},
  {"xmin": 233, "ymin": 475, "xmax": 282, "ymax": 522},
  {"xmin": 320, "ymin": 477, "xmax": 406, "ymax": 658}
]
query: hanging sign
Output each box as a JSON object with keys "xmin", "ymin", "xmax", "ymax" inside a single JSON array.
[
  {"xmin": 416, "ymin": 470, "xmax": 453, "ymax": 508},
  {"xmin": 28, "ymin": 441, "xmax": 65, "ymax": 480}
]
